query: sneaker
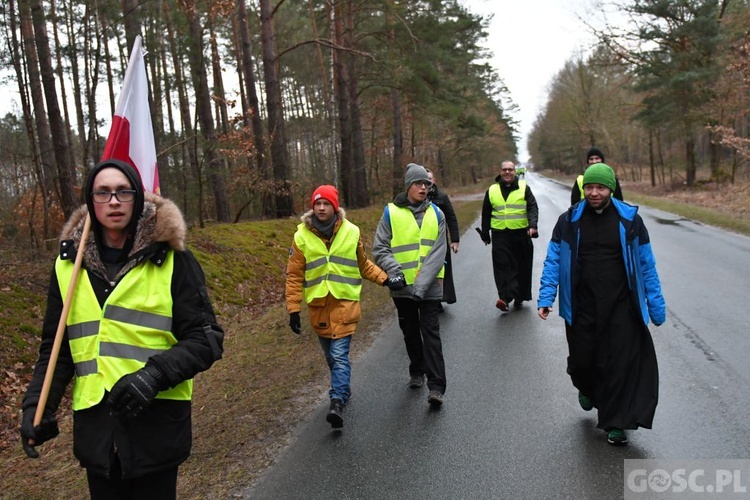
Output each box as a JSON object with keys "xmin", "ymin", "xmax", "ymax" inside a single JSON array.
[
  {"xmin": 427, "ymin": 390, "xmax": 444, "ymax": 407},
  {"xmin": 408, "ymin": 374, "xmax": 425, "ymax": 388},
  {"xmin": 607, "ymin": 429, "xmax": 627, "ymax": 445},
  {"xmin": 326, "ymin": 399, "xmax": 344, "ymax": 429},
  {"xmin": 513, "ymin": 300, "xmax": 524, "ymax": 310},
  {"xmin": 495, "ymin": 299, "xmax": 509, "ymax": 311},
  {"xmin": 578, "ymin": 391, "xmax": 593, "ymax": 411}
]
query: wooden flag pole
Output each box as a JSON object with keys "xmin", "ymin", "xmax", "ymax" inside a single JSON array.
[{"xmin": 32, "ymin": 214, "xmax": 91, "ymax": 428}]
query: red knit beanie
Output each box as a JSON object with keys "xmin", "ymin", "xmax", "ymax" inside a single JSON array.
[{"xmin": 311, "ymin": 185, "xmax": 339, "ymax": 211}]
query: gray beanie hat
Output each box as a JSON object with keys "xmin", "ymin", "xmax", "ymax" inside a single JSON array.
[{"xmin": 404, "ymin": 163, "xmax": 430, "ymax": 190}]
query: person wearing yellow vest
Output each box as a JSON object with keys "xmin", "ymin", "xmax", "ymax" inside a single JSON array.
[
  {"xmin": 571, "ymin": 147, "xmax": 624, "ymax": 205},
  {"xmin": 20, "ymin": 160, "xmax": 224, "ymax": 498},
  {"xmin": 286, "ymin": 185, "xmax": 388, "ymax": 429},
  {"xmin": 372, "ymin": 163, "xmax": 448, "ymax": 407},
  {"xmin": 479, "ymin": 160, "xmax": 539, "ymax": 312}
]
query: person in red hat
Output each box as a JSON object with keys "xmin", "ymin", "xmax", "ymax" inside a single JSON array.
[{"xmin": 285, "ymin": 185, "xmax": 396, "ymax": 430}]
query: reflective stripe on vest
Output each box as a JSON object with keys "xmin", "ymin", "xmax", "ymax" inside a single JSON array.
[
  {"xmin": 56, "ymin": 250, "xmax": 192, "ymax": 411},
  {"xmin": 576, "ymin": 175, "xmax": 584, "ymax": 199},
  {"xmin": 388, "ymin": 203, "xmax": 445, "ymax": 284},
  {"xmin": 488, "ymin": 180, "xmax": 528, "ymax": 230},
  {"xmin": 293, "ymin": 218, "xmax": 362, "ymax": 303}
]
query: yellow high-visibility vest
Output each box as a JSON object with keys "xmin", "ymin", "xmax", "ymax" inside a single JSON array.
[
  {"xmin": 576, "ymin": 175, "xmax": 585, "ymax": 199},
  {"xmin": 56, "ymin": 250, "xmax": 191, "ymax": 411},
  {"xmin": 388, "ymin": 203, "xmax": 445, "ymax": 284},
  {"xmin": 488, "ymin": 180, "xmax": 528, "ymax": 230},
  {"xmin": 293, "ymin": 219, "xmax": 362, "ymax": 303}
]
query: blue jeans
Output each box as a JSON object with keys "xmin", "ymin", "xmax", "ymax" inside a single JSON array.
[{"xmin": 318, "ymin": 336, "xmax": 352, "ymax": 404}]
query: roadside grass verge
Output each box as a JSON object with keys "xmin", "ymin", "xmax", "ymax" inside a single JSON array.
[{"xmin": 624, "ymin": 191, "xmax": 750, "ymax": 237}]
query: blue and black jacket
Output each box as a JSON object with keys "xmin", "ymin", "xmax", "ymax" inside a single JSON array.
[{"xmin": 537, "ymin": 198, "xmax": 666, "ymax": 327}]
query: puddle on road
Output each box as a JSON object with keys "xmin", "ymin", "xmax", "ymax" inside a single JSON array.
[{"xmin": 654, "ymin": 217, "xmax": 692, "ymax": 225}]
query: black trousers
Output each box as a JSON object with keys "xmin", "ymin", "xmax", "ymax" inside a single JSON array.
[
  {"xmin": 442, "ymin": 248, "xmax": 457, "ymax": 304},
  {"xmin": 490, "ymin": 231, "xmax": 533, "ymax": 302},
  {"xmin": 393, "ymin": 298, "xmax": 446, "ymax": 393},
  {"xmin": 87, "ymin": 464, "xmax": 178, "ymax": 500}
]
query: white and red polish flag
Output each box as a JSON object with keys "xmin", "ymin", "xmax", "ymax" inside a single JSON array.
[{"xmin": 101, "ymin": 35, "xmax": 160, "ymax": 194}]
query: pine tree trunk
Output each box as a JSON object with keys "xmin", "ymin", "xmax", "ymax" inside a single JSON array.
[
  {"xmin": 165, "ymin": 2, "xmax": 202, "ymax": 224},
  {"xmin": 11, "ymin": 0, "xmax": 50, "ymax": 246},
  {"xmin": 333, "ymin": 0, "xmax": 353, "ymax": 207},
  {"xmin": 236, "ymin": 0, "xmax": 268, "ymax": 202},
  {"xmin": 387, "ymin": 4, "xmax": 403, "ymax": 196},
  {"xmin": 184, "ymin": 0, "xmax": 231, "ymax": 222},
  {"xmin": 49, "ymin": 0, "xmax": 76, "ymax": 170},
  {"xmin": 64, "ymin": 0, "xmax": 86, "ymax": 159},
  {"xmin": 30, "ymin": 0, "xmax": 77, "ymax": 217},
  {"xmin": 686, "ymin": 137, "xmax": 696, "ymax": 186},
  {"xmin": 259, "ymin": 0, "xmax": 293, "ymax": 217},
  {"xmin": 344, "ymin": 0, "xmax": 368, "ymax": 208}
]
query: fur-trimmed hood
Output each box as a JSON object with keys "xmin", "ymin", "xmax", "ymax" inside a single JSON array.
[{"xmin": 59, "ymin": 193, "xmax": 187, "ymax": 281}]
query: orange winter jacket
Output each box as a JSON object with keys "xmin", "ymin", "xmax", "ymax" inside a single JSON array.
[{"xmin": 285, "ymin": 208, "xmax": 388, "ymax": 338}]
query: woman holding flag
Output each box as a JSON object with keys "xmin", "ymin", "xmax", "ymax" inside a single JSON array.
[{"xmin": 20, "ymin": 159, "xmax": 224, "ymax": 497}]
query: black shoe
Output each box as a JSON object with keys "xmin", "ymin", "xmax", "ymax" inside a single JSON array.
[
  {"xmin": 513, "ymin": 300, "xmax": 524, "ymax": 310},
  {"xmin": 427, "ymin": 390, "xmax": 444, "ymax": 407},
  {"xmin": 326, "ymin": 399, "xmax": 344, "ymax": 429},
  {"xmin": 408, "ymin": 374, "xmax": 425, "ymax": 388}
]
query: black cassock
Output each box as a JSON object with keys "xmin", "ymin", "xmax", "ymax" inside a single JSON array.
[{"xmin": 565, "ymin": 203, "xmax": 659, "ymax": 431}]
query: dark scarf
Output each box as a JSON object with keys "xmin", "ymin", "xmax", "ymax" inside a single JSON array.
[{"xmin": 313, "ymin": 213, "xmax": 337, "ymax": 240}]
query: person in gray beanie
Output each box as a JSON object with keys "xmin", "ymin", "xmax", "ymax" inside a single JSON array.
[
  {"xmin": 372, "ymin": 162, "xmax": 448, "ymax": 407},
  {"xmin": 403, "ymin": 162, "xmax": 431, "ymax": 190},
  {"xmin": 571, "ymin": 147, "xmax": 623, "ymax": 205}
]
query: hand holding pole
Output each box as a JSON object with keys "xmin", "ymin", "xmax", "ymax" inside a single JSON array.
[{"xmin": 31, "ymin": 215, "xmax": 91, "ymax": 439}]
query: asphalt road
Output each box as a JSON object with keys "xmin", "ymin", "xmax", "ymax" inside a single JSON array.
[{"xmin": 242, "ymin": 173, "xmax": 750, "ymax": 499}]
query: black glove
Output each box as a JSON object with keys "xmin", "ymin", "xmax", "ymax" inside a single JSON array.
[
  {"xmin": 107, "ymin": 366, "xmax": 164, "ymax": 418},
  {"xmin": 289, "ymin": 312, "xmax": 302, "ymax": 334},
  {"xmin": 385, "ymin": 274, "xmax": 406, "ymax": 291},
  {"xmin": 20, "ymin": 406, "xmax": 59, "ymax": 458},
  {"xmin": 476, "ymin": 227, "xmax": 491, "ymax": 244}
]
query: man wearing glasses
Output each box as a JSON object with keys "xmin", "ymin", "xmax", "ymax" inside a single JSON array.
[
  {"xmin": 479, "ymin": 160, "xmax": 539, "ymax": 312},
  {"xmin": 20, "ymin": 159, "xmax": 224, "ymax": 498},
  {"xmin": 373, "ymin": 163, "xmax": 448, "ymax": 407}
]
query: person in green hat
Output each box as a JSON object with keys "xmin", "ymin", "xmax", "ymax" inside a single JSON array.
[{"xmin": 538, "ymin": 163, "xmax": 665, "ymax": 446}]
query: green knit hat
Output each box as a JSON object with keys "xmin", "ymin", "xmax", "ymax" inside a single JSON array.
[{"xmin": 582, "ymin": 163, "xmax": 616, "ymax": 192}]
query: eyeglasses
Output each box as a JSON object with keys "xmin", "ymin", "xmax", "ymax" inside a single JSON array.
[
  {"xmin": 91, "ymin": 190, "xmax": 136, "ymax": 203},
  {"xmin": 412, "ymin": 180, "xmax": 433, "ymax": 188},
  {"xmin": 500, "ymin": 168, "xmax": 516, "ymax": 173}
]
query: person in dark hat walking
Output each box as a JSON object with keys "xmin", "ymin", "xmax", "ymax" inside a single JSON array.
[
  {"xmin": 372, "ymin": 163, "xmax": 448, "ymax": 407},
  {"xmin": 571, "ymin": 147, "xmax": 624, "ymax": 205},
  {"xmin": 425, "ymin": 168, "xmax": 460, "ymax": 309},
  {"xmin": 20, "ymin": 159, "xmax": 224, "ymax": 498},
  {"xmin": 286, "ymin": 185, "xmax": 390, "ymax": 429},
  {"xmin": 539, "ymin": 163, "xmax": 665, "ymax": 446}
]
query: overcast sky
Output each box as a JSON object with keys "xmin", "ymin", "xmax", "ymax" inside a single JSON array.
[{"xmin": 463, "ymin": 0, "xmax": 599, "ymax": 162}]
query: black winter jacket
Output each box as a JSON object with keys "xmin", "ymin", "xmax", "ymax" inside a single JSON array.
[
  {"xmin": 23, "ymin": 193, "xmax": 224, "ymax": 479},
  {"xmin": 427, "ymin": 185, "xmax": 460, "ymax": 244}
]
